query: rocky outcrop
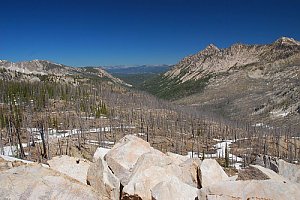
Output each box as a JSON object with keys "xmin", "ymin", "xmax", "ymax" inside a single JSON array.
[
  {"xmin": 198, "ymin": 180, "xmax": 300, "ymax": 200},
  {"xmin": 2, "ymin": 135, "xmax": 298, "ymax": 200},
  {"xmin": 278, "ymin": 159, "xmax": 300, "ymax": 183},
  {"xmin": 0, "ymin": 164, "xmax": 100, "ymax": 200},
  {"xmin": 121, "ymin": 152, "xmax": 178, "ymax": 199},
  {"xmin": 200, "ymin": 159, "xmax": 229, "ymax": 187},
  {"xmin": 122, "ymin": 152, "xmax": 201, "ymax": 199},
  {"xmin": 87, "ymin": 156, "xmax": 120, "ymax": 200},
  {"xmin": 123, "ymin": 165, "xmax": 179, "ymax": 200},
  {"xmin": 179, "ymin": 158, "xmax": 202, "ymax": 188},
  {"xmin": 104, "ymin": 134, "xmax": 164, "ymax": 185},
  {"xmin": 254, "ymin": 154, "xmax": 279, "ymax": 172},
  {"xmin": 47, "ymin": 155, "xmax": 90, "ymax": 184},
  {"xmin": 93, "ymin": 147, "xmax": 111, "ymax": 162},
  {"xmin": 254, "ymin": 155, "xmax": 300, "ymax": 184},
  {"xmin": 151, "ymin": 176, "xmax": 198, "ymax": 200},
  {"xmin": 166, "ymin": 151, "xmax": 189, "ymax": 165},
  {"xmin": 101, "ymin": 135, "xmax": 201, "ymax": 200}
]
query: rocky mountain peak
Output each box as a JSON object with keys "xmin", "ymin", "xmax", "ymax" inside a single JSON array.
[
  {"xmin": 205, "ymin": 43, "xmax": 219, "ymax": 50},
  {"xmin": 203, "ymin": 44, "xmax": 220, "ymax": 53},
  {"xmin": 192, "ymin": 44, "xmax": 220, "ymax": 58},
  {"xmin": 274, "ymin": 36, "xmax": 300, "ymax": 46}
]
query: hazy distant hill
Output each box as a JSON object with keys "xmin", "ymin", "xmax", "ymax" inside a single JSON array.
[
  {"xmin": 101, "ymin": 64, "xmax": 171, "ymax": 87},
  {"xmin": 103, "ymin": 64, "xmax": 171, "ymax": 74}
]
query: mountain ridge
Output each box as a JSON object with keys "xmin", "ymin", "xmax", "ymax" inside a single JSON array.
[
  {"xmin": 142, "ymin": 37, "xmax": 300, "ymax": 128},
  {"xmin": 0, "ymin": 59, "xmax": 130, "ymax": 86},
  {"xmin": 102, "ymin": 64, "xmax": 171, "ymax": 75},
  {"xmin": 165, "ymin": 37, "xmax": 300, "ymax": 83}
]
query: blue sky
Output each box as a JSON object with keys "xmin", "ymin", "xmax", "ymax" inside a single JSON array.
[{"xmin": 1, "ymin": 0, "xmax": 300, "ymax": 66}]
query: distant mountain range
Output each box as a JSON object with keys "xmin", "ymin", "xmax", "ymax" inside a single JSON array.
[
  {"xmin": 0, "ymin": 60, "xmax": 130, "ymax": 86},
  {"xmin": 0, "ymin": 59, "xmax": 171, "ymax": 89},
  {"xmin": 102, "ymin": 64, "xmax": 171, "ymax": 75},
  {"xmin": 100, "ymin": 64, "xmax": 172, "ymax": 87},
  {"xmin": 142, "ymin": 37, "xmax": 300, "ymax": 128}
]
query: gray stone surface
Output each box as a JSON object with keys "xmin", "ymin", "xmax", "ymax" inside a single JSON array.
[
  {"xmin": 104, "ymin": 134, "xmax": 163, "ymax": 185},
  {"xmin": 0, "ymin": 164, "xmax": 100, "ymax": 200},
  {"xmin": 87, "ymin": 156, "xmax": 120, "ymax": 200},
  {"xmin": 151, "ymin": 176, "xmax": 198, "ymax": 200},
  {"xmin": 198, "ymin": 179, "xmax": 300, "ymax": 200},
  {"xmin": 278, "ymin": 159, "xmax": 300, "ymax": 183},
  {"xmin": 200, "ymin": 159, "xmax": 229, "ymax": 187},
  {"xmin": 47, "ymin": 155, "xmax": 90, "ymax": 184}
]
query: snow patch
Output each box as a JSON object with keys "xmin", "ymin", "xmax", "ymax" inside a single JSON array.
[
  {"xmin": 0, "ymin": 155, "xmax": 33, "ymax": 164},
  {"xmin": 187, "ymin": 139, "xmax": 243, "ymax": 169},
  {"xmin": 270, "ymin": 110, "xmax": 290, "ymax": 117}
]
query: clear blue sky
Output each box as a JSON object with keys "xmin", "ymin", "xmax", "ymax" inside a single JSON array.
[{"xmin": 1, "ymin": 0, "xmax": 300, "ymax": 66}]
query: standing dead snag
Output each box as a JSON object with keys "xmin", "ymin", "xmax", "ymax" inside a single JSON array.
[
  {"xmin": 38, "ymin": 121, "xmax": 47, "ymax": 159},
  {"xmin": 225, "ymin": 143, "xmax": 229, "ymax": 168}
]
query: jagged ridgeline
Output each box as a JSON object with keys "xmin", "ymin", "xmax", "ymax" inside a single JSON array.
[{"xmin": 142, "ymin": 37, "xmax": 300, "ymax": 129}]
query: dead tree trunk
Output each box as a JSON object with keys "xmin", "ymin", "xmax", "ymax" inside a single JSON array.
[{"xmin": 39, "ymin": 122, "xmax": 47, "ymax": 159}]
